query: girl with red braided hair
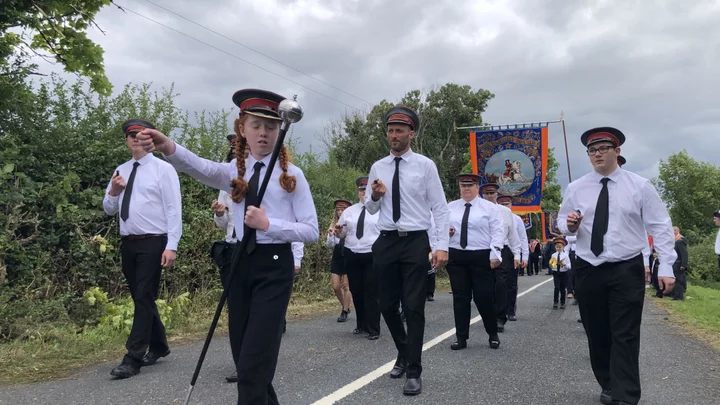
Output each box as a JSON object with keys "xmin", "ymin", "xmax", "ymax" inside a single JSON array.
[{"xmin": 137, "ymin": 89, "xmax": 318, "ymax": 405}]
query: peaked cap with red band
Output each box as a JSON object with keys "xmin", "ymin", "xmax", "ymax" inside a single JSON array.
[
  {"xmin": 553, "ymin": 236, "xmax": 568, "ymax": 246},
  {"xmin": 356, "ymin": 176, "xmax": 369, "ymax": 190},
  {"xmin": 385, "ymin": 106, "xmax": 419, "ymax": 131},
  {"xmin": 617, "ymin": 155, "xmax": 626, "ymax": 167},
  {"xmin": 334, "ymin": 199, "xmax": 352, "ymax": 209},
  {"xmin": 226, "ymin": 133, "xmax": 236, "ymax": 143},
  {"xmin": 121, "ymin": 118, "xmax": 156, "ymax": 135},
  {"xmin": 497, "ymin": 195, "xmax": 513, "ymax": 204},
  {"xmin": 457, "ymin": 173, "xmax": 480, "ymax": 185},
  {"xmin": 580, "ymin": 126, "xmax": 626, "ymax": 148},
  {"xmin": 232, "ymin": 89, "xmax": 285, "ymax": 121},
  {"xmin": 479, "ymin": 183, "xmax": 499, "ymax": 193}
]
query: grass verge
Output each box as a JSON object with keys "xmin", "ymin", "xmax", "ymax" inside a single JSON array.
[{"xmin": 651, "ymin": 284, "xmax": 720, "ymax": 351}]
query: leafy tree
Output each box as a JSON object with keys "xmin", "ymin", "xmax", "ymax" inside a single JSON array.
[
  {"xmin": 1, "ymin": 0, "xmax": 112, "ymax": 94},
  {"xmin": 655, "ymin": 150, "xmax": 720, "ymax": 240}
]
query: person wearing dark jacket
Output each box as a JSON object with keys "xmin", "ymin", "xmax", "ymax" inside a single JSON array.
[{"xmin": 671, "ymin": 226, "xmax": 688, "ymax": 300}]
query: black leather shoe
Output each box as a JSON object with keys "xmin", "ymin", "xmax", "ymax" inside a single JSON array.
[
  {"xmin": 142, "ymin": 349, "xmax": 170, "ymax": 366},
  {"xmin": 489, "ymin": 334, "xmax": 500, "ymax": 349},
  {"xmin": 600, "ymin": 389, "xmax": 612, "ymax": 405},
  {"xmin": 389, "ymin": 360, "xmax": 406, "ymax": 379},
  {"xmin": 110, "ymin": 363, "xmax": 140, "ymax": 379},
  {"xmin": 426, "ymin": 295, "xmax": 434, "ymax": 302},
  {"xmin": 553, "ymin": 303, "xmax": 558, "ymax": 309},
  {"xmin": 403, "ymin": 377, "xmax": 422, "ymax": 396},
  {"xmin": 367, "ymin": 334, "xmax": 379, "ymax": 340},
  {"xmin": 225, "ymin": 371, "xmax": 238, "ymax": 383},
  {"xmin": 577, "ymin": 318, "xmax": 583, "ymax": 323},
  {"xmin": 337, "ymin": 310, "xmax": 349, "ymax": 322},
  {"xmin": 612, "ymin": 401, "xmax": 633, "ymax": 405},
  {"xmin": 353, "ymin": 328, "xmax": 365, "ymax": 334},
  {"xmin": 450, "ymin": 340, "xmax": 467, "ymax": 350},
  {"xmin": 508, "ymin": 315, "xmax": 517, "ymax": 321}
]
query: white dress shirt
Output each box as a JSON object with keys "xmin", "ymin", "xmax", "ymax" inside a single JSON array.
[
  {"xmin": 338, "ymin": 202, "xmax": 380, "ymax": 254},
  {"xmin": 642, "ymin": 240, "xmax": 652, "ymax": 267},
  {"xmin": 364, "ymin": 149, "xmax": 450, "ymax": 251},
  {"xmin": 513, "ymin": 214, "xmax": 530, "ymax": 260},
  {"xmin": 557, "ymin": 167, "xmax": 677, "ymax": 278},
  {"xmin": 715, "ymin": 228, "xmax": 720, "ymax": 255},
  {"xmin": 447, "ymin": 197, "xmax": 504, "ymax": 261},
  {"xmin": 427, "ymin": 212, "xmax": 439, "ymax": 254},
  {"xmin": 495, "ymin": 204, "xmax": 522, "ymax": 260},
  {"xmin": 564, "ymin": 235, "xmax": 577, "ymax": 253},
  {"xmin": 326, "ymin": 233, "xmax": 341, "ymax": 248},
  {"xmin": 550, "ymin": 251, "xmax": 572, "ymax": 272},
  {"xmin": 165, "ymin": 144, "xmax": 319, "ymax": 244},
  {"xmin": 292, "ymin": 242, "xmax": 304, "ymax": 267},
  {"xmin": 214, "ymin": 190, "xmax": 237, "ymax": 244},
  {"xmin": 103, "ymin": 153, "xmax": 182, "ymax": 251}
]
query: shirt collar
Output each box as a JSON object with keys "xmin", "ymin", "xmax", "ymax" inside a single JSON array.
[
  {"xmin": 590, "ymin": 166, "xmax": 623, "ymax": 183},
  {"xmin": 384, "ymin": 148, "xmax": 414, "ymax": 164},
  {"xmin": 247, "ymin": 153, "xmax": 273, "ymax": 169},
  {"xmin": 134, "ymin": 153, "xmax": 154, "ymax": 165}
]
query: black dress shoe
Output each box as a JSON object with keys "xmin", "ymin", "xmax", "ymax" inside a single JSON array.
[
  {"xmin": 600, "ymin": 389, "xmax": 612, "ymax": 405},
  {"xmin": 353, "ymin": 328, "xmax": 365, "ymax": 334},
  {"xmin": 403, "ymin": 377, "xmax": 422, "ymax": 396},
  {"xmin": 142, "ymin": 349, "xmax": 170, "ymax": 366},
  {"xmin": 508, "ymin": 315, "xmax": 517, "ymax": 321},
  {"xmin": 389, "ymin": 360, "xmax": 406, "ymax": 379},
  {"xmin": 552, "ymin": 303, "xmax": 558, "ymax": 309},
  {"xmin": 337, "ymin": 310, "xmax": 349, "ymax": 322},
  {"xmin": 367, "ymin": 334, "xmax": 379, "ymax": 340},
  {"xmin": 110, "ymin": 363, "xmax": 140, "ymax": 379},
  {"xmin": 489, "ymin": 334, "xmax": 500, "ymax": 349},
  {"xmin": 450, "ymin": 340, "xmax": 467, "ymax": 350},
  {"xmin": 577, "ymin": 318, "xmax": 583, "ymax": 323},
  {"xmin": 426, "ymin": 295, "xmax": 434, "ymax": 302},
  {"xmin": 226, "ymin": 371, "xmax": 238, "ymax": 383}
]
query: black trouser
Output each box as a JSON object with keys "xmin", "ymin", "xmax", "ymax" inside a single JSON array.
[
  {"xmin": 552, "ymin": 271, "xmax": 568, "ymax": 304},
  {"xmin": 575, "ymin": 254, "xmax": 645, "ymax": 405},
  {"xmin": 447, "ymin": 248, "xmax": 497, "ymax": 340},
  {"xmin": 120, "ymin": 235, "xmax": 169, "ymax": 368},
  {"xmin": 494, "ymin": 246, "xmax": 512, "ymax": 324},
  {"xmin": 506, "ymin": 256, "xmax": 519, "ymax": 317},
  {"xmin": 344, "ymin": 249, "xmax": 381, "ymax": 336},
  {"xmin": 373, "ymin": 230, "xmax": 430, "ymax": 379},
  {"xmin": 528, "ymin": 254, "xmax": 540, "ymax": 275},
  {"xmin": 426, "ymin": 270, "xmax": 436, "ymax": 298},
  {"xmin": 671, "ymin": 267, "xmax": 687, "ymax": 300},
  {"xmin": 227, "ymin": 244, "xmax": 294, "ymax": 405},
  {"xmin": 567, "ymin": 251, "xmax": 576, "ymax": 294}
]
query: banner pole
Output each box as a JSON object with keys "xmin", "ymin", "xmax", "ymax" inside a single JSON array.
[{"xmin": 560, "ymin": 111, "xmax": 572, "ymax": 183}]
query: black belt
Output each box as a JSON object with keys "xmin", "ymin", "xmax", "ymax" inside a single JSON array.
[
  {"xmin": 122, "ymin": 233, "xmax": 167, "ymax": 241},
  {"xmin": 380, "ymin": 230, "xmax": 426, "ymax": 237}
]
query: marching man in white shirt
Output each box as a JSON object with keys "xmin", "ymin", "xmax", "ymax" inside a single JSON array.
[
  {"xmin": 335, "ymin": 176, "xmax": 382, "ymax": 339},
  {"xmin": 103, "ymin": 119, "xmax": 182, "ymax": 379},
  {"xmin": 479, "ymin": 183, "xmax": 521, "ymax": 332},
  {"xmin": 557, "ymin": 126, "xmax": 675, "ymax": 405},
  {"xmin": 497, "ymin": 195, "xmax": 529, "ymax": 322},
  {"xmin": 446, "ymin": 174, "xmax": 504, "ymax": 350},
  {"xmin": 365, "ymin": 106, "xmax": 449, "ymax": 396}
]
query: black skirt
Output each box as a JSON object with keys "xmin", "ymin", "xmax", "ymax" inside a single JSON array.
[{"xmin": 330, "ymin": 244, "xmax": 346, "ymax": 275}]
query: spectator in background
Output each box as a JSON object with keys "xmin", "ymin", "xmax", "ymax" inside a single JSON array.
[
  {"xmin": 714, "ymin": 211, "xmax": 720, "ymax": 274},
  {"xmin": 671, "ymin": 227, "xmax": 688, "ymax": 301}
]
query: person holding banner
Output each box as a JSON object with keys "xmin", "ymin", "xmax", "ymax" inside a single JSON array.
[
  {"xmin": 497, "ymin": 195, "xmax": 529, "ymax": 322},
  {"xmin": 557, "ymin": 126, "xmax": 675, "ymax": 405},
  {"xmin": 365, "ymin": 105, "xmax": 449, "ymax": 396},
  {"xmin": 136, "ymin": 89, "xmax": 319, "ymax": 405},
  {"xmin": 446, "ymin": 173, "xmax": 503, "ymax": 350},
  {"xmin": 479, "ymin": 183, "xmax": 521, "ymax": 332}
]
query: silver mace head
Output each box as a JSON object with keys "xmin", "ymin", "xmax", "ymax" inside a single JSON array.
[{"xmin": 279, "ymin": 97, "xmax": 303, "ymax": 124}]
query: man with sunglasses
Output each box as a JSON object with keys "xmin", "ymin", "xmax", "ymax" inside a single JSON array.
[
  {"xmin": 557, "ymin": 127, "xmax": 675, "ymax": 405},
  {"xmin": 103, "ymin": 119, "xmax": 183, "ymax": 379}
]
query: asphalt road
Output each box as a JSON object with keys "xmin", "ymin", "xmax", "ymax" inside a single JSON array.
[{"xmin": 2, "ymin": 274, "xmax": 719, "ymax": 405}]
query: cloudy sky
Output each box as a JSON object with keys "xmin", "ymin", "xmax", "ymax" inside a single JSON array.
[{"xmin": 30, "ymin": 0, "xmax": 720, "ymax": 191}]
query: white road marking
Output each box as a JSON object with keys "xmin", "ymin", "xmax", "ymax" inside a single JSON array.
[{"xmin": 310, "ymin": 277, "xmax": 554, "ymax": 404}]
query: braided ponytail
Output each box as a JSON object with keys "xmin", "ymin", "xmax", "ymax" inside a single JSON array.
[
  {"xmin": 278, "ymin": 145, "xmax": 297, "ymax": 193},
  {"xmin": 230, "ymin": 116, "xmax": 250, "ymax": 203}
]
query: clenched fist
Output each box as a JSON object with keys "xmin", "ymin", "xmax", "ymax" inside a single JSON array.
[
  {"xmin": 245, "ymin": 206, "xmax": 270, "ymax": 231},
  {"xmin": 136, "ymin": 129, "xmax": 177, "ymax": 156},
  {"xmin": 449, "ymin": 226, "xmax": 456, "ymax": 237},
  {"xmin": 211, "ymin": 199, "xmax": 226, "ymax": 216},
  {"xmin": 109, "ymin": 171, "xmax": 126, "ymax": 196},
  {"xmin": 371, "ymin": 178, "xmax": 386, "ymax": 201}
]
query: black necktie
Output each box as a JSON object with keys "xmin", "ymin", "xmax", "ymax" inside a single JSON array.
[
  {"xmin": 356, "ymin": 206, "xmax": 366, "ymax": 239},
  {"xmin": 591, "ymin": 177, "xmax": 610, "ymax": 256},
  {"xmin": 556, "ymin": 255, "xmax": 561, "ymax": 271},
  {"xmin": 339, "ymin": 236, "xmax": 345, "ymax": 256},
  {"xmin": 460, "ymin": 202, "xmax": 471, "ymax": 249},
  {"xmin": 245, "ymin": 161, "xmax": 264, "ymax": 253},
  {"xmin": 392, "ymin": 157, "xmax": 402, "ymax": 222},
  {"xmin": 120, "ymin": 162, "xmax": 139, "ymax": 222}
]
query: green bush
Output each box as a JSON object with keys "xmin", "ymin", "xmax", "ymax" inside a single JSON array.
[{"xmin": 687, "ymin": 233, "xmax": 720, "ymax": 283}]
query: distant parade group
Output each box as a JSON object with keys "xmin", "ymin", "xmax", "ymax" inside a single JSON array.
[{"xmin": 103, "ymin": 87, "xmax": 679, "ymax": 405}]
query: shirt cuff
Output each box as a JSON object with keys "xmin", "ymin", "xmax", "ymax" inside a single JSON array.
[
  {"xmin": 166, "ymin": 240, "xmax": 178, "ymax": 251},
  {"xmin": 490, "ymin": 249, "xmax": 502, "ymax": 262},
  {"xmin": 657, "ymin": 263, "xmax": 675, "ymax": 278}
]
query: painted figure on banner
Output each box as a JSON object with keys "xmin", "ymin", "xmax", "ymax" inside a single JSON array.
[{"xmin": 489, "ymin": 151, "xmax": 533, "ymax": 192}]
